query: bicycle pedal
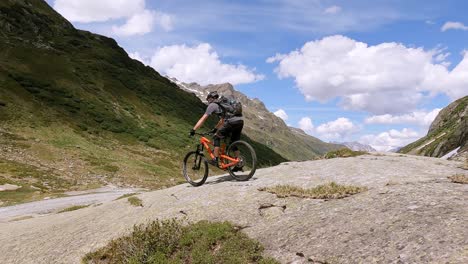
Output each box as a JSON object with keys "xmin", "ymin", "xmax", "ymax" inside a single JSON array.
[{"xmin": 207, "ymin": 159, "xmax": 218, "ymax": 167}]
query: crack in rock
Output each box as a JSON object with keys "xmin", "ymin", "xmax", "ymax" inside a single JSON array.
[
  {"xmin": 179, "ymin": 210, "xmax": 187, "ymax": 215},
  {"xmin": 258, "ymin": 203, "xmax": 286, "ymax": 217},
  {"xmin": 307, "ymin": 258, "xmax": 330, "ymax": 264},
  {"xmin": 233, "ymin": 225, "xmax": 251, "ymax": 232}
]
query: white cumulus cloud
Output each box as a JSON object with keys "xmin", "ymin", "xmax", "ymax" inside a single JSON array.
[
  {"xmin": 365, "ymin": 108, "xmax": 441, "ymax": 128},
  {"xmin": 267, "ymin": 35, "xmax": 468, "ymax": 114},
  {"xmin": 298, "ymin": 117, "xmax": 315, "ymax": 134},
  {"xmin": 112, "ymin": 10, "xmax": 173, "ymax": 36},
  {"xmin": 53, "ymin": 0, "xmax": 172, "ymax": 36},
  {"xmin": 53, "ymin": 0, "xmax": 145, "ymax": 23},
  {"xmin": 274, "ymin": 109, "xmax": 289, "ymax": 121},
  {"xmin": 316, "ymin": 117, "xmax": 359, "ymax": 140},
  {"xmin": 360, "ymin": 128, "xmax": 422, "ymax": 152},
  {"xmin": 324, "ymin": 5, "xmax": 342, "ymax": 14},
  {"xmin": 441, "ymin": 21, "xmax": 468, "ymax": 31},
  {"xmin": 149, "ymin": 43, "xmax": 264, "ymax": 85}
]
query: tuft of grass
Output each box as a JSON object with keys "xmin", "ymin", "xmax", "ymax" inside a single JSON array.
[
  {"xmin": 58, "ymin": 204, "xmax": 90, "ymax": 213},
  {"xmin": 448, "ymin": 174, "xmax": 468, "ymax": 184},
  {"xmin": 259, "ymin": 182, "xmax": 368, "ymax": 199},
  {"xmin": 324, "ymin": 148, "xmax": 368, "ymax": 159},
  {"xmin": 128, "ymin": 196, "xmax": 143, "ymax": 207},
  {"xmin": 9, "ymin": 215, "xmax": 34, "ymax": 222},
  {"xmin": 82, "ymin": 219, "xmax": 279, "ymax": 264},
  {"xmin": 462, "ymin": 161, "xmax": 468, "ymax": 170},
  {"xmin": 115, "ymin": 193, "xmax": 138, "ymax": 200}
]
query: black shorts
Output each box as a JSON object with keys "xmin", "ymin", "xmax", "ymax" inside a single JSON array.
[{"xmin": 214, "ymin": 119, "xmax": 244, "ymax": 146}]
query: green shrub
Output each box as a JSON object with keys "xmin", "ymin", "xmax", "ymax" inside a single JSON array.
[{"xmin": 82, "ymin": 219, "xmax": 279, "ymax": 264}]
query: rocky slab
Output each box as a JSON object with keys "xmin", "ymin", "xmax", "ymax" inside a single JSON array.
[{"xmin": 0, "ymin": 153, "xmax": 466, "ymax": 264}]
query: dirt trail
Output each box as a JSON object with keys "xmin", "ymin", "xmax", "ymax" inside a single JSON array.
[
  {"xmin": 0, "ymin": 185, "xmax": 142, "ymax": 222},
  {"xmin": 0, "ymin": 153, "xmax": 466, "ymax": 264}
]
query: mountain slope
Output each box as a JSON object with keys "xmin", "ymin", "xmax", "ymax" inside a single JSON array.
[
  {"xmin": 0, "ymin": 0, "xmax": 286, "ymax": 206},
  {"xmin": 399, "ymin": 95, "xmax": 467, "ymax": 160},
  {"xmin": 171, "ymin": 79, "xmax": 343, "ymax": 160}
]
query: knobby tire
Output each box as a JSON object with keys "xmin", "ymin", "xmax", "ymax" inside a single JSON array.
[
  {"xmin": 183, "ymin": 151, "xmax": 209, "ymax": 186},
  {"xmin": 226, "ymin": 140, "xmax": 257, "ymax": 181}
]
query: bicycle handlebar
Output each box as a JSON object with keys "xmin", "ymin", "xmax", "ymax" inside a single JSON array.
[
  {"xmin": 189, "ymin": 131, "xmax": 214, "ymax": 137},
  {"xmin": 194, "ymin": 131, "xmax": 214, "ymax": 136}
]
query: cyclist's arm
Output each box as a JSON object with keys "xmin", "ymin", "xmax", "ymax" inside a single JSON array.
[
  {"xmin": 193, "ymin": 114, "xmax": 209, "ymax": 130},
  {"xmin": 215, "ymin": 118, "xmax": 224, "ymax": 129}
]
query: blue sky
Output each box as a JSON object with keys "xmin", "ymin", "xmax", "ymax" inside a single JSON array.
[{"xmin": 46, "ymin": 0, "xmax": 467, "ymax": 151}]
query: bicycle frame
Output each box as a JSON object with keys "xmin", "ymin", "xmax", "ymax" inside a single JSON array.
[{"xmin": 198, "ymin": 136, "xmax": 239, "ymax": 170}]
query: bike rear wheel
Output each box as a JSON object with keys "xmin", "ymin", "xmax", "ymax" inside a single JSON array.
[
  {"xmin": 226, "ymin": 140, "xmax": 256, "ymax": 181},
  {"xmin": 183, "ymin": 151, "xmax": 209, "ymax": 186}
]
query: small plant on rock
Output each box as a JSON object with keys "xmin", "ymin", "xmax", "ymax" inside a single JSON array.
[
  {"xmin": 128, "ymin": 196, "xmax": 143, "ymax": 207},
  {"xmin": 259, "ymin": 182, "xmax": 367, "ymax": 199},
  {"xmin": 448, "ymin": 174, "xmax": 468, "ymax": 184},
  {"xmin": 115, "ymin": 193, "xmax": 138, "ymax": 200},
  {"xmin": 58, "ymin": 204, "xmax": 90, "ymax": 213}
]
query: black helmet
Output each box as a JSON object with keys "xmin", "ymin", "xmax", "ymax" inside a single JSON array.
[{"xmin": 206, "ymin": 91, "xmax": 219, "ymax": 100}]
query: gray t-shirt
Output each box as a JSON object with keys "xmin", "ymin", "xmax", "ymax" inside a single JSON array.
[
  {"xmin": 205, "ymin": 102, "xmax": 244, "ymax": 122},
  {"xmin": 205, "ymin": 103, "xmax": 222, "ymax": 116}
]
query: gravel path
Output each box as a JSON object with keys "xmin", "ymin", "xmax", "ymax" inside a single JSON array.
[
  {"xmin": 0, "ymin": 185, "xmax": 142, "ymax": 222},
  {"xmin": 0, "ymin": 153, "xmax": 466, "ymax": 264}
]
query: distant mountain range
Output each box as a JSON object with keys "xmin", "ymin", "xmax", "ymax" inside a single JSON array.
[
  {"xmin": 170, "ymin": 78, "xmax": 343, "ymax": 161},
  {"xmin": 388, "ymin": 147, "xmax": 402, "ymax": 153},
  {"xmin": 399, "ymin": 96, "xmax": 467, "ymax": 161},
  {"xmin": 331, "ymin": 141, "xmax": 376, "ymax": 152}
]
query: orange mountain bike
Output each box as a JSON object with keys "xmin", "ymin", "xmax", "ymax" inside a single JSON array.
[{"xmin": 183, "ymin": 132, "xmax": 257, "ymax": 186}]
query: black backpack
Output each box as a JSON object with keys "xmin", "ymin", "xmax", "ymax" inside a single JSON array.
[{"xmin": 215, "ymin": 95, "xmax": 243, "ymax": 118}]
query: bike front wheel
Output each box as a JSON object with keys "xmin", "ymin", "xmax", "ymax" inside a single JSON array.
[
  {"xmin": 226, "ymin": 140, "xmax": 257, "ymax": 181},
  {"xmin": 183, "ymin": 151, "xmax": 209, "ymax": 186}
]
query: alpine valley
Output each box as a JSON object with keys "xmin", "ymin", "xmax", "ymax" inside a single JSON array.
[{"xmin": 0, "ymin": 0, "xmax": 340, "ymax": 206}]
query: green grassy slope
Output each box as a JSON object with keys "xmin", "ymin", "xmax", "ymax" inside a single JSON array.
[
  {"xmin": 399, "ymin": 96, "xmax": 467, "ymax": 157},
  {"xmin": 0, "ymin": 0, "xmax": 286, "ymax": 206}
]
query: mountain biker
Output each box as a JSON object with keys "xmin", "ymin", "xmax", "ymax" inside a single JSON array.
[{"xmin": 190, "ymin": 91, "xmax": 244, "ymax": 168}]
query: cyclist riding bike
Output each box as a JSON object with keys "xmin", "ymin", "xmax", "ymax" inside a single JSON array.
[{"xmin": 190, "ymin": 91, "xmax": 244, "ymax": 170}]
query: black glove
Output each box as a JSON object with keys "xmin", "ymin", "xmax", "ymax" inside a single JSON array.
[
  {"xmin": 210, "ymin": 128, "xmax": 218, "ymax": 134},
  {"xmin": 189, "ymin": 129, "xmax": 196, "ymax": 137}
]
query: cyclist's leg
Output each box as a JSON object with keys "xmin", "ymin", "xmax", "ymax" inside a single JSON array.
[
  {"xmin": 215, "ymin": 121, "xmax": 232, "ymax": 144},
  {"xmin": 229, "ymin": 120, "xmax": 243, "ymax": 148},
  {"xmin": 211, "ymin": 123, "xmax": 230, "ymax": 165},
  {"xmin": 228, "ymin": 120, "xmax": 244, "ymax": 167}
]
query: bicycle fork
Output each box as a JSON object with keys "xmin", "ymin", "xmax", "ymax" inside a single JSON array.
[{"xmin": 192, "ymin": 144, "xmax": 204, "ymax": 170}]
